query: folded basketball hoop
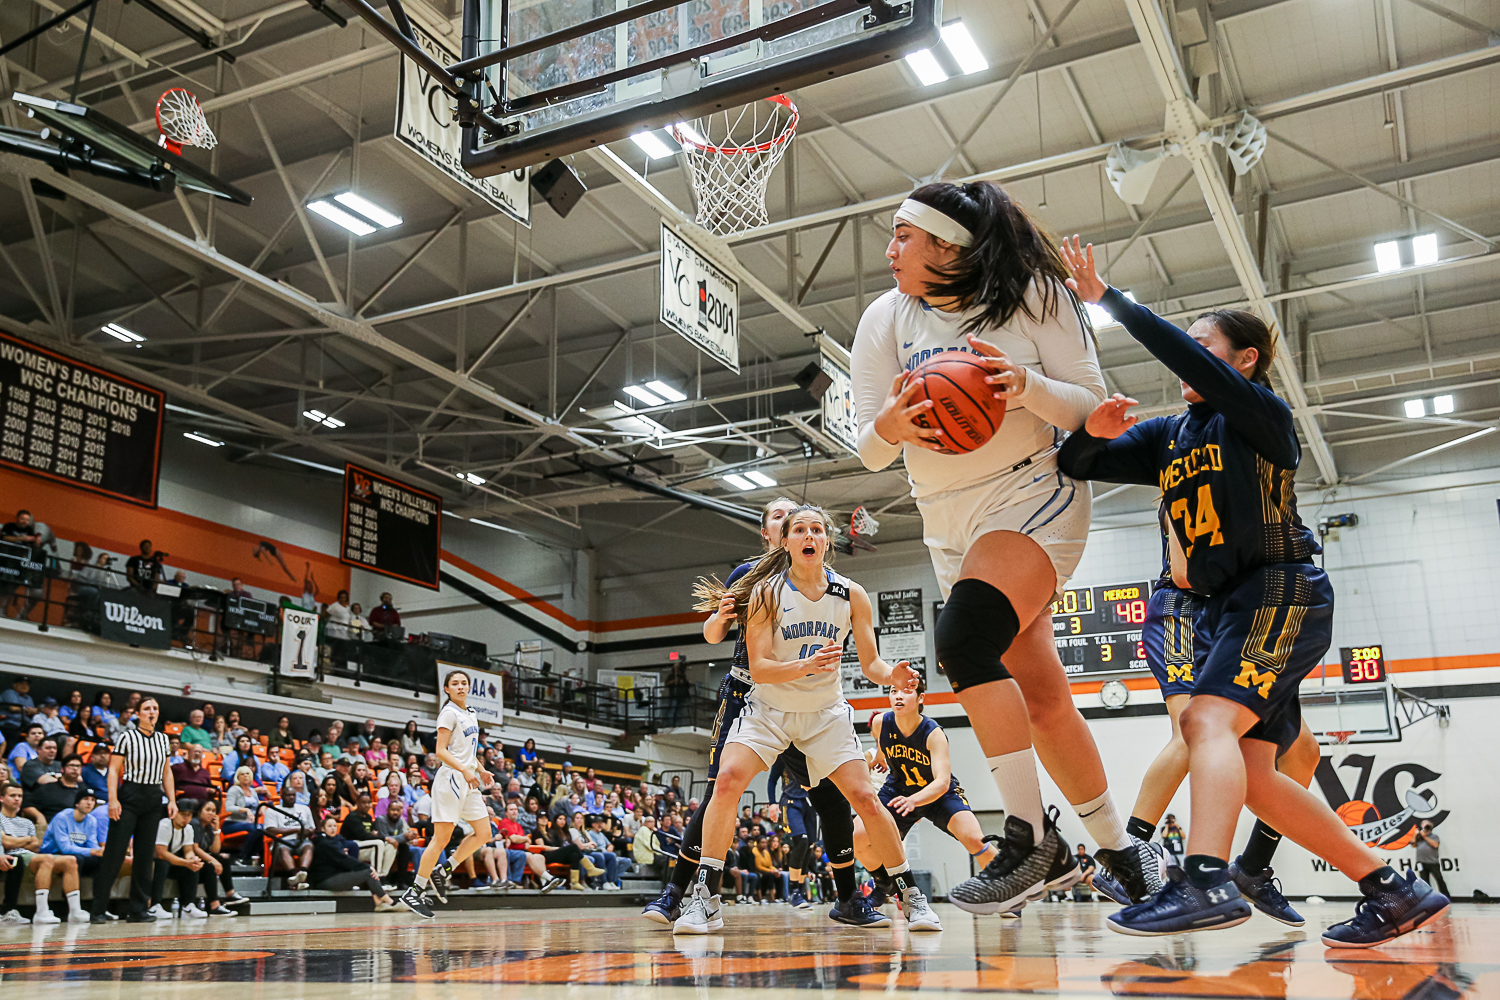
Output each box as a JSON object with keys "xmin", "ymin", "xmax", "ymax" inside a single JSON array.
[
  {"xmin": 156, "ymin": 87, "xmax": 216, "ymax": 155},
  {"xmin": 671, "ymin": 95, "xmax": 798, "ymax": 236}
]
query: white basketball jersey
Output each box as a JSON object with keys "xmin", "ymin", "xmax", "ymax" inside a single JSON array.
[
  {"xmin": 752, "ymin": 569, "xmax": 853, "ymax": 713},
  {"xmin": 436, "ymin": 701, "xmax": 480, "ymax": 773}
]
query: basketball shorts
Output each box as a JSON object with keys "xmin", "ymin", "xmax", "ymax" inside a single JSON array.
[
  {"xmin": 727, "ymin": 698, "xmax": 865, "ymax": 786},
  {"xmin": 778, "ymin": 745, "xmax": 812, "ymax": 792},
  {"xmin": 915, "ymin": 455, "xmax": 1091, "ymax": 598},
  {"xmin": 782, "ymin": 793, "xmax": 815, "ymax": 840},
  {"xmin": 707, "ymin": 675, "xmax": 754, "ymax": 781},
  {"xmin": 1193, "ymin": 563, "xmax": 1334, "ymax": 753},
  {"xmin": 431, "ymin": 766, "xmax": 490, "ymax": 825},
  {"xmin": 878, "ymin": 780, "xmax": 972, "ymax": 840},
  {"xmin": 1143, "ymin": 583, "xmax": 1208, "ymax": 699}
]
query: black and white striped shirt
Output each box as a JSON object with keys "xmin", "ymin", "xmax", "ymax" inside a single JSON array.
[{"xmin": 112, "ymin": 727, "xmax": 170, "ymax": 785}]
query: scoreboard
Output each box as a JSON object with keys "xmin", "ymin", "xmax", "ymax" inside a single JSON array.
[
  {"xmin": 1339, "ymin": 645, "xmax": 1387, "ymax": 684},
  {"xmin": 1051, "ymin": 581, "xmax": 1153, "ymax": 676}
]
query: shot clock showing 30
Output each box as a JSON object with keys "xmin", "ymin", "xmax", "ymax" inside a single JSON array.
[
  {"xmin": 1051, "ymin": 581, "xmax": 1153, "ymax": 676},
  {"xmin": 1340, "ymin": 645, "xmax": 1388, "ymax": 684}
]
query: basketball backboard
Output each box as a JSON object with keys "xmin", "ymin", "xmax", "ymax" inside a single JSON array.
[
  {"xmin": 456, "ymin": 0, "xmax": 940, "ymax": 176},
  {"xmin": 9, "ymin": 92, "xmax": 252, "ymax": 205},
  {"xmin": 1301, "ymin": 681, "xmax": 1401, "ymax": 745}
]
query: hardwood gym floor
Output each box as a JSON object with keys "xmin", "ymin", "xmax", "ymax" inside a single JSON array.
[{"xmin": 0, "ymin": 901, "xmax": 1490, "ymax": 997}]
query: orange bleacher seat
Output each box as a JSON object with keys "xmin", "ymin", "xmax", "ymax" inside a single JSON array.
[
  {"xmin": 76, "ymin": 741, "xmax": 96, "ymax": 759},
  {"xmin": 164, "ymin": 722, "xmax": 184, "ymax": 736},
  {"xmin": 279, "ymin": 748, "xmax": 295, "ymax": 767},
  {"xmin": 252, "ymin": 744, "xmax": 268, "ymax": 760},
  {"xmin": 260, "ymin": 735, "xmax": 270, "ymax": 747}
]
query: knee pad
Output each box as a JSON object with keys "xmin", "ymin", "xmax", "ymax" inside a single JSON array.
[
  {"xmin": 807, "ymin": 780, "xmax": 854, "ymax": 864},
  {"xmin": 936, "ymin": 579, "xmax": 1020, "ymax": 692},
  {"xmin": 788, "ymin": 834, "xmax": 811, "ymax": 870}
]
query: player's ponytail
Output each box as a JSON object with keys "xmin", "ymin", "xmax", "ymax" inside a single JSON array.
[
  {"xmin": 692, "ymin": 505, "xmax": 835, "ymax": 628},
  {"xmin": 905, "ymin": 180, "xmax": 1086, "ymax": 339},
  {"xmin": 1196, "ymin": 309, "xmax": 1276, "ymax": 387}
]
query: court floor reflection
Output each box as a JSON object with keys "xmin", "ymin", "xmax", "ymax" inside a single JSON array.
[{"xmin": 0, "ymin": 901, "xmax": 1491, "ymax": 999}]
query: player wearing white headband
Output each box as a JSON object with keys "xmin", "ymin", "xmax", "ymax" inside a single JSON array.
[{"xmin": 850, "ymin": 180, "xmax": 1164, "ymax": 915}]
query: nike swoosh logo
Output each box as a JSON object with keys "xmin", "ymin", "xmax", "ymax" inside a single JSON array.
[
  {"xmin": 1380, "ymin": 874, "xmax": 1397, "ymax": 884},
  {"xmin": 902, "ymin": 341, "xmax": 914, "ymax": 349}
]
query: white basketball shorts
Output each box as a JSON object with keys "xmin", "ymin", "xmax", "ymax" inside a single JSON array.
[
  {"xmin": 915, "ymin": 453, "xmax": 1091, "ymax": 598},
  {"xmin": 431, "ymin": 766, "xmax": 490, "ymax": 825},
  {"xmin": 727, "ymin": 697, "xmax": 866, "ymax": 785}
]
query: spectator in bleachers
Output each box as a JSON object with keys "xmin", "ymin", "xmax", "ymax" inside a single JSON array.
[
  {"xmin": 257, "ymin": 749, "xmax": 290, "ymax": 789},
  {"xmin": 537, "ymin": 811, "xmax": 605, "ymax": 891},
  {"xmin": 321, "ymin": 721, "xmax": 345, "ymax": 757},
  {"xmin": 58, "ymin": 690, "xmax": 82, "ymax": 724},
  {"xmin": 353, "ymin": 719, "xmax": 379, "ymax": 750},
  {"xmin": 19, "ymin": 734, "xmax": 63, "ymax": 806},
  {"xmin": 1, "ymin": 781, "xmax": 88, "ymax": 924},
  {"xmin": 38, "ymin": 788, "xmax": 103, "ymax": 889},
  {"xmin": 125, "ymin": 540, "xmax": 164, "ymax": 594},
  {"xmin": 376, "ymin": 772, "xmax": 415, "ymax": 819},
  {"xmin": 167, "ymin": 736, "xmax": 186, "ymax": 766},
  {"xmin": 81, "ymin": 744, "xmax": 110, "ymax": 803},
  {"xmin": 179, "ymin": 710, "xmax": 212, "ymax": 749},
  {"xmin": 632, "ymin": 814, "xmax": 667, "ymax": 881},
  {"xmin": 223, "ymin": 768, "xmax": 265, "ymax": 863},
  {"xmin": 31, "ymin": 699, "xmax": 66, "ymax": 739},
  {"xmin": 516, "ymin": 738, "xmax": 539, "ymax": 768},
  {"xmin": 268, "ymin": 715, "xmax": 294, "ymax": 750},
  {"xmin": 67, "ymin": 705, "xmax": 98, "ymax": 741},
  {"xmin": 286, "ymin": 769, "xmax": 311, "ymax": 806},
  {"xmin": 365, "ymin": 736, "xmax": 389, "ymax": 771},
  {"xmin": 324, "ymin": 590, "xmax": 353, "ymax": 641},
  {"xmin": 587, "ymin": 813, "xmax": 624, "ymax": 889},
  {"xmin": 368, "ymin": 594, "xmax": 400, "ymax": 638},
  {"xmin": 220, "ymin": 734, "xmax": 256, "ymax": 786},
  {"xmin": 420, "ymin": 752, "xmax": 440, "ymax": 784},
  {"xmin": 350, "ymin": 759, "xmax": 378, "ymax": 801},
  {"xmin": 224, "ymin": 711, "xmax": 246, "ymax": 741},
  {"xmin": 373, "ymin": 799, "xmax": 415, "ymax": 887},
  {"xmin": 148, "ymin": 797, "xmax": 205, "ymax": 918},
  {"xmin": 30, "ymin": 752, "xmax": 86, "ymax": 824},
  {"xmin": 398, "ymin": 720, "xmax": 425, "ymax": 757},
  {"xmin": 190, "ymin": 799, "xmax": 247, "ymax": 911},
  {"xmin": 8, "ymin": 723, "xmax": 43, "ymax": 780},
  {"xmin": 331, "ymin": 755, "xmax": 360, "ymax": 806},
  {"xmin": 2, "ymin": 511, "xmax": 47, "ymax": 620},
  {"xmin": 482, "ymin": 800, "xmax": 550, "ymax": 889},
  {"xmin": 172, "ymin": 745, "xmax": 215, "ymax": 802},
  {"xmin": 89, "ymin": 691, "xmax": 116, "ymax": 731},
  {"xmin": 310, "ymin": 813, "xmax": 402, "ymax": 910},
  {"xmin": 317, "ymin": 776, "xmax": 340, "ymax": 820},
  {"xmin": 266, "ymin": 783, "xmax": 315, "ymax": 884},
  {"xmin": 348, "ymin": 602, "xmax": 370, "ymax": 641},
  {"xmin": 519, "ymin": 797, "xmax": 542, "ymax": 835},
  {"xmin": 2, "ymin": 677, "xmax": 35, "ymax": 739},
  {"xmin": 227, "ymin": 577, "xmax": 251, "ymax": 600},
  {"xmin": 208, "ymin": 715, "xmax": 233, "ymax": 752}
]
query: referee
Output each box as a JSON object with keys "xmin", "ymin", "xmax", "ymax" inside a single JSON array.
[{"xmin": 91, "ymin": 696, "xmax": 176, "ymax": 923}]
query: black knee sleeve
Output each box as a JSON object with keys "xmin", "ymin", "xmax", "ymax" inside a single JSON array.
[
  {"xmin": 788, "ymin": 834, "xmax": 811, "ymax": 871},
  {"xmin": 935, "ymin": 579, "xmax": 1020, "ymax": 692},
  {"xmin": 807, "ymin": 779, "xmax": 854, "ymax": 867}
]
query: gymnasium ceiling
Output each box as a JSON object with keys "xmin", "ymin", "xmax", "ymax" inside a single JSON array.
[{"xmin": 2, "ymin": 0, "xmax": 1498, "ymax": 570}]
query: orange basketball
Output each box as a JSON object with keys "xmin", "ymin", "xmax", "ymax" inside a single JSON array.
[{"xmin": 909, "ymin": 353, "xmax": 1006, "ymax": 454}]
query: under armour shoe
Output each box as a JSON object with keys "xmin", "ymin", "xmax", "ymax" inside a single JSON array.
[
  {"xmin": 1095, "ymin": 836, "xmax": 1166, "ymax": 905},
  {"xmin": 1230, "ymin": 858, "xmax": 1304, "ymax": 927},
  {"xmin": 829, "ymin": 894, "xmax": 892, "ymax": 927},
  {"xmin": 949, "ymin": 813, "xmax": 1055, "ymax": 915},
  {"xmin": 398, "ymin": 884, "xmax": 436, "ymax": 919},
  {"xmin": 642, "ymin": 884, "xmax": 684, "ymax": 926},
  {"xmin": 1093, "ymin": 866, "xmax": 1131, "ymax": 906},
  {"xmin": 1107, "ymin": 868, "xmax": 1251, "ymax": 936},
  {"xmin": 429, "ymin": 863, "xmax": 453, "ymax": 903},
  {"xmin": 789, "ymin": 886, "xmax": 812, "ymax": 910},
  {"xmin": 673, "ymin": 882, "xmax": 724, "ymax": 934},
  {"xmin": 900, "ymin": 885, "xmax": 943, "ymax": 932},
  {"xmin": 1322, "ymin": 870, "xmax": 1449, "ymax": 948},
  {"xmin": 867, "ymin": 878, "xmax": 893, "ymax": 908}
]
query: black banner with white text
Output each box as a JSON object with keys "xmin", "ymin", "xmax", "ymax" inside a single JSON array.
[{"xmin": 341, "ymin": 464, "xmax": 442, "ymax": 590}]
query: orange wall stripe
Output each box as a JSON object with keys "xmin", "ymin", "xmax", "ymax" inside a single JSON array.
[{"xmin": 0, "ymin": 466, "xmax": 348, "ymax": 599}]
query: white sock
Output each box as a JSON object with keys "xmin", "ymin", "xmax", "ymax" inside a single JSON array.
[
  {"xmin": 1074, "ymin": 790, "xmax": 1130, "ymax": 851},
  {"xmin": 698, "ymin": 856, "xmax": 724, "ymax": 870},
  {"xmin": 988, "ymin": 749, "xmax": 1045, "ymax": 835},
  {"xmin": 66, "ymin": 890, "xmax": 82, "ymax": 916},
  {"xmin": 887, "ymin": 861, "xmax": 909, "ymax": 877},
  {"xmin": 35, "ymin": 889, "xmax": 49, "ymax": 911}
]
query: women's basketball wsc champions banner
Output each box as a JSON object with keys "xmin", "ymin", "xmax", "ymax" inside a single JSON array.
[{"xmin": 341, "ymin": 464, "xmax": 442, "ymax": 590}]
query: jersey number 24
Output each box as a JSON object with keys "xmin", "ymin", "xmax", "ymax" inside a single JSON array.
[{"xmin": 1169, "ymin": 484, "xmax": 1224, "ymax": 556}]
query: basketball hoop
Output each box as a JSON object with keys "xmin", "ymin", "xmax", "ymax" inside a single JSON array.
[
  {"xmin": 671, "ymin": 94, "xmax": 798, "ymax": 235},
  {"xmin": 155, "ymin": 88, "xmax": 217, "ymax": 155},
  {"xmin": 850, "ymin": 505, "xmax": 880, "ymax": 538},
  {"xmin": 1328, "ymin": 730, "xmax": 1355, "ymax": 746}
]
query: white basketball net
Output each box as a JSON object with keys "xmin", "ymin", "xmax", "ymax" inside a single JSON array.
[
  {"xmin": 850, "ymin": 505, "xmax": 880, "ymax": 538},
  {"xmin": 671, "ymin": 95, "xmax": 797, "ymax": 236},
  {"xmin": 156, "ymin": 88, "xmax": 217, "ymax": 151}
]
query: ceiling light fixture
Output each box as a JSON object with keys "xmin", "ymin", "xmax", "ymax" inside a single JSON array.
[
  {"xmin": 722, "ymin": 473, "xmax": 756, "ymax": 491},
  {"xmin": 182, "ymin": 431, "xmax": 223, "ymax": 447},
  {"xmin": 584, "ymin": 402, "xmax": 668, "ymax": 437},
  {"xmin": 1403, "ymin": 398, "xmax": 1426, "ymax": 419},
  {"xmin": 673, "ymin": 121, "xmax": 708, "ymax": 146},
  {"xmin": 630, "ymin": 130, "xmax": 677, "ymax": 160},
  {"xmin": 1432, "ymin": 394, "xmax": 1454, "ymax": 414},
  {"xmin": 1374, "ymin": 240, "xmax": 1402, "ymax": 273},
  {"xmin": 333, "ymin": 191, "xmax": 402, "ymax": 229},
  {"xmin": 303, "ymin": 408, "xmax": 346, "ymax": 429},
  {"xmin": 645, "ymin": 380, "xmax": 687, "ymax": 402},
  {"xmin": 307, "ymin": 200, "xmax": 377, "ymax": 235},
  {"xmin": 904, "ymin": 48, "xmax": 948, "ymax": 86},
  {"xmin": 102, "ymin": 322, "xmax": 144, "ymax": 343},
  {"xmin": 1083, "ymin": 290, "xmax": 1137, "ymax": 329},
  {"xmin": 622, "ymin": 384, "xmax": 666, "ymax": 407},
  {"xmin": 745, "ymin": 470, "xmax": 777, "ymax": 488},
  {"xmin": 458, "ymin": 472, "xmax": 486, "ymax": 486},
  {"xmin": 1412, "ymin": 233, "xmax": 1439, "ymax": 267},
  {"xmin": 939, "ymin": 21, "xmax": 988, "ymax": 75}
]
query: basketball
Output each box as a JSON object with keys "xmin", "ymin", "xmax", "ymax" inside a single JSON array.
[{"xmin": 909, "ymin": 353, "xmax": 1006, "ymax": 454}]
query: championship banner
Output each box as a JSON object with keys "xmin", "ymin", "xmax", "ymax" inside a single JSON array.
[
  {"xmin": 341, "ymin": 464, "xmax": 442, "ymax": 590},
  {"xmin": 819, "ymin": 336, "xmax": 858, "ymax": 453},
  {"xmin": 279, "ymin": 605, "xmax": 320, "ymax": 676},
  {"xmin": 660, "ymin": 223, "xmax": 740, "ymax": 373},
  {"xmin": 395, "ymin": 22, "xmax": 530, "ymax": 226},
  {"xmin": 437, "ymin": 661, "xmax": 505, "ymax": 726},
  {"xmin": 99, "ymin": 587, "xmax": 171, "ymax": 650},
  {"xmin": 0, "ymin": 331, "xmax": 164, "ymax": 506}
]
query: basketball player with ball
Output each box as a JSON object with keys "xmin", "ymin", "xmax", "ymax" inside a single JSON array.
[{"xmin": 850, "ymin": 180, "xmax": 1163, "ymax": 915}]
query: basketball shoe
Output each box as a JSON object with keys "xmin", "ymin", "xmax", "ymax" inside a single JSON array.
[
  {"xmin": 900, "ymin": 884, "xmax": 943, "ymax": 931},
  {"xmin": 1107, "ymin": 867, "xmax": 1251, "ymax": 936},
  {"xmin": 949, "ymin": 812, "xmax": 1057, "ymax": 915},
  {"xmin": 673, "ymin": 881, "xmax": 724, "ymax": 934},
  {"xmin": 1095, "ymin": 836, "xmax": 1166, "ymax": 905},
  {"xmin": 642, "ymin": 884, "xmax": 684, "ymax": 925},
  {"xmin": 398, "ymin": 884, "xmax": 435, "ymax": 919},
  {"xmin": 1229, "ymin": 858, "xmax": 1304, "ymax": 926},
  {"xmin": 428, "ymin": 863, "xmax": 453, "ymax": 903},
  {"xmin": 829, "ymin": 894, "xmax": 892, "ymax": 927},
  {"xmin": 789, "ymin": 885, "xmax": 812, "ymax": 910},
  {"xmin": 1039, "ymin": 807, "xmax": 1084, "ymax": 898},
  {"xmin": 1322, "ymin": 869, "xmax": 1448, "ymax": 948}
]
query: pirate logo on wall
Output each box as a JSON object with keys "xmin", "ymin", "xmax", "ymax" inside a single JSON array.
[{"xmin": 1315, "ymin": 754, "xmax": 1447, "ymax": 849}]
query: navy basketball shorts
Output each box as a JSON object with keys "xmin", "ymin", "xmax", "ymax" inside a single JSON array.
[
  {"xmin": 707, "ymin": 675, "xmax": 754, "ymax": 780},
  {"xmin": 1193, "ymin": 563, "xmax": 1334, "ymax": 753},
  {"xmin": 783, "ymin": 793, "xmax": 815, "ymax": 840},
  {"xmin": 1143, "ymin": 583, "xmax": 1208, "ymax": 699},
  {"xmin": 878, "ymin": 781, "xmax": 973, "ymax": 841}
]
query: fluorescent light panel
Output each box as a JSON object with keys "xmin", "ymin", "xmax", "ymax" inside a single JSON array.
[
  {"xmin": 630, "ymin": 130, "xmax": 676, "ymax": 160},
  {"xmin": 1374, "ymin": 240, "xmax": 1402, "ymax": 273},
  {"xmin": 645, "ymin": 380, "xmax": 687, "ymax": 402},
  {"xmin": 459, "ymin": 472, "xmax": 487, "ymax": 485},
  {"xmin": 940, "ymin": 21, "xmax": 988, "ymax": 75},
  {"xmin": 182, "ymin": 431, "xmax": 222, "ymax": 447},
  {"xmin": 722, "ymin": 474, "xmax": 756, "ymax": 491},
  {"xmin": 904, "ymin": 48, "xmax": 948, "ymax": 86},
  {"xmin": 673, "ymin": 121, "xmax": 708, "ymax": 147},
  {"xmin": 303, "ymin": 408, "xmax": 345, "ymax": 429},
  {"xmin": 1403, "ymin": 398, "xmax": 1425, "ymax": 418},
  {"xmin": 622, "ymin": 384, "xmax": 665, "ymax": 407},
  {"xmin": 333, "ymin": 191, "xmax": 402, "ymax": 229},
  {"xmin": 1412, "ymin": 233, "xmax": 1439, "ymax": 266},
  {"xmin": 1433, "ymin": 394, "xmax": 1454, "ymax": 414},
  {"xmin": 745, "ymin": 470, "xmax": 777, "ymax": 488},
  {"xmin": 102, "ymin": 322, "xmax": 144, "ymax": 343},
  {"xmin": 1083, "ymin": 290, "xmax": 1137, "ymax": 329},
  {"xmin": 307, "ymin": 200, "xmax": 376, "ymax": 235}
]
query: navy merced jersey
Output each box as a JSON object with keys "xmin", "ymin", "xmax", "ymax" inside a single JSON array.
[
  {"xmin": 878, "ymin": 712, "xmax": 959, "ymax": 795},
  {"xmin": 724, "ymin": 559, "xmax": 754, "ymax": 684},
  {"xmin": 1058, "ymin": 288, "xmax": 1318, "ymax": 595}
]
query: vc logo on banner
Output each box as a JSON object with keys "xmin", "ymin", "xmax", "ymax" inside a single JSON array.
[{"xmin": 1315, "ymin": 753, "xmax": 1446, "ymax": 849}]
